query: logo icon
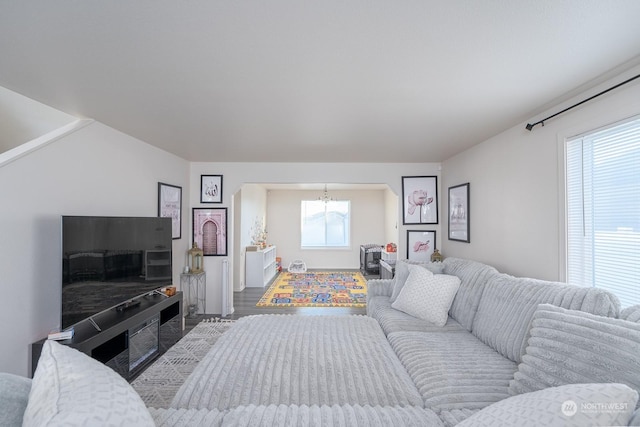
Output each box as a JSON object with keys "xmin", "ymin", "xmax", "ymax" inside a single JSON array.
[{"xmin": 562, "ymin": 400, "xmax": 578, "ymax": 417}]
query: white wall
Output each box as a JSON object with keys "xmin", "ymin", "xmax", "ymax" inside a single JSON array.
[
  {"xmin": 442, "ymin": 68, "xmax": 640, "ymax": 281},
  {"xmin": 0, "ymin": 121, "xmax": 189, "ymax": 377},
  {"xmin": 0, "ymin": 86, "xmax": 76, "ymax": 154},
  {"xmin": 232, "ymin": 187, "xmax": 243, "ymax": 291},
  {"xmin": 189, "ymin": 162, "xmax": 440, "ymax": 316},
  {"xmin": 384, "ymin": 187, "xmax": 400, "ymax": 248},
  {"xmin": 236, "ymin": 184, "xmax": 268, "ymax": 290},
  {"xmin": 266, "ymin": 189, "xmax": 386, "ymax": 270}
]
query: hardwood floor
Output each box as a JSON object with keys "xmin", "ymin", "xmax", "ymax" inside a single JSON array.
[{"xmin": 184, "ymin": 269, "xmax": 377, "ymax": 333}]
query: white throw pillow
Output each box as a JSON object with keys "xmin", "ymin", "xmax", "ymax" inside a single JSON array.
[
  {"xmin": 23, "ymin": 340, "xmax": 155, "ymax": 427},
  {"xmin": 457, "ymin": 383, "xmax": 638, "ymax": 427},
  {"xmin": 389, "ymin": 260, "xmax": 445, "ymax": 303},
  {"xmin": 389, "ymin": 260, "xmax": 412, "ymax": 303},
  {"xmin": 391, "ymin": 265, "xmax": 460, "ymax": 326}
]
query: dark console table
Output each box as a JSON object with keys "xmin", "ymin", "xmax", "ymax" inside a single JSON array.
[{"xmin": 31, "ymin": 291, "xmax": 183, "ymax": 381}]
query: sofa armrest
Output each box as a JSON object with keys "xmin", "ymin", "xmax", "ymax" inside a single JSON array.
[
  {"xmin": 367, "ymin": 278, "xmax": 394, "ymax": 298},
  {"xmin": 0, "ymin": 373, "xmax": 31, "ymax": 427}
]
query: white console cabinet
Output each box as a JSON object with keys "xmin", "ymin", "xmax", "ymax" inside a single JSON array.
[{"xmin": 245, "ymin": 246, "xmax": 277, "ymax": 287}]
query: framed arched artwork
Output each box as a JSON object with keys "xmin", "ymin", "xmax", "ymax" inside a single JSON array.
[{"xmin": 192, "ymin": 207, "xmax": 227, "ymax": 256}]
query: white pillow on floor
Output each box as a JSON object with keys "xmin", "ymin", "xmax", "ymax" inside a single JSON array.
[{"xmin": 391, "ymin": 265, "xmax": 460, "ymax": 327}]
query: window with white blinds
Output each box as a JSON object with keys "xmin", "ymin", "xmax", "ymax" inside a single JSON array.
[{"xmin": 566, "ymin": 116, "xmax": 640, "ymax": 308}]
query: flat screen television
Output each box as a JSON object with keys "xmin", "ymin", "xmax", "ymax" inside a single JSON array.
[{"xmin": 61, "ymin": 216, "xmax": 173, "ymax": 330}]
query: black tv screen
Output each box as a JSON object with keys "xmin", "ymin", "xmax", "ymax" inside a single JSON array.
[{"xmin": 61, "ymin": 216, "xmax": 173, "ymax": 330}]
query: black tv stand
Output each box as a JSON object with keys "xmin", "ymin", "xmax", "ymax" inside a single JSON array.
[
  {"xmin": 88, "ymin": 317, "xmax": 102, "ymax": 332},
  {"xmin": 116, "ymin": 299, "xmax": 141, "ymax": 312},
  {"xmin": 31, "ymin": 292, "xmax": 183, "ymax": 382}
]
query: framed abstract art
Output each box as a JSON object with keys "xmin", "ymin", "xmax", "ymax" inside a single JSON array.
[
  {"xmin": 157, "ymin": 182, "xmax": 182, "ymax": 239},
  {"xmin": 448, "ymin": 183, "xmax": 470, "ymax": 242},
  {"xmin": 200, "ymin": 175, "xmax": 223, "ymax": 203},
  {"xmin": 402, "ymin": 176, "xmax": 438, "ymax": 224},
  {"xmin": 406, "ymin": 230, "xmax": 436, "ymax": 262}
]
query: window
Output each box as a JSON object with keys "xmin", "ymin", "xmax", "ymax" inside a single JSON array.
[
  {"xmin": 566, "ymin": 116, "xmax": 640, "ymax": 308},
  {"xmin": 301, "ymin": 200, "xmax": 350, "ymax": 248}
]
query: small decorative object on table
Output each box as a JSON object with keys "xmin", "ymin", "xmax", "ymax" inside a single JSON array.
[
  {"xmin": 188, "ymin": 242, "xmax": 204, "ymax": 273},
  {"xmin": 430, "ymin": 248, "xmax": 443, "ymax": 263},
  {"xmin": 250, "ymin": 217, "xmax": 268, "ymax": 248}
]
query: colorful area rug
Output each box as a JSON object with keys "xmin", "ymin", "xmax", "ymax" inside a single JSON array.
[{"xmin": 256, "ymin": 271, "xmax": 367, "ymax": 307}]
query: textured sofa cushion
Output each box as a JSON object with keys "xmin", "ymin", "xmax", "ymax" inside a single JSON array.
[
  {"xmin": 458, "ymin": 383, "xmax": 638, "ymax": 427},
  {"xmin": 621, "ymin": 305, "xmax": 640, "ymax": 323},
  {"xmin": 438, "ymin": 409, "xmax": 480, "ymax": 427},
  {"xmin": 631, "ymin": 408, "xmax": 640, "ymax": 426},
  {"xmin": 442, "ymin": 257, "xmax": 500, "ymax": 331},
  {"xmin": 171, "ymin": 315, "xmax": 423, "ymax": 410},
  {"xmin": 392, "ymin": 267, "xmax": 460, "ymax": 327},
  {"xmin": 389, "ymin": 260, "xmax": 444, "ymax": 303},
  {"xmin": 23, "ymin": 340, "xmax": 155, "ymax": 427},
  {"xmin": 365, "ymin": 278, "xmax": 394, "ymax": 299},
  {"xmin": 387, "ymin": 330, "xmax": 517, "ymax": 413},
  {"xmin": 0, "ymin": 372, "xmax": 31, "ymax": 427},
  {"xmin": 149, "ymin": 407, "xmax": 226, "ymax": 426},
  {"xmin": 220, "ymin": 404, "xmax": 444, "ymax": 426},
  {"xmin": 472, "ymin": 274, "xmax": 620, "ymax": 363},
  {"xmin": 150, "ymin": 405, "xmax": 445, "ymax": 427},
  {"xmin": 509, "ymin": 304, "xmax": 640, "ymax": 404},
  {"xmin": 367, "ymin": 295, "xmax": 467, "ymax": 335}
]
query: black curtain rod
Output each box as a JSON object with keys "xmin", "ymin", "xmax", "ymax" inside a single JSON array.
[{"xmin": 525, "ymin": 73, "xmax": 640, "ymax": 131}]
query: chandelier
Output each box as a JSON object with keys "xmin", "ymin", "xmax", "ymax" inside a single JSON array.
[{"xmin": 318, "ymin": 185, "xmax": 335, "ymax": 203}]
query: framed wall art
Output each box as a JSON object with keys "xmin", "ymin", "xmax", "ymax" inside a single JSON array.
[
  {"xmin": 157, "ymin": 182, "xmax": 182, "ymax": 239},
  {"xmin": 406, "ymin": 230, "xmax": 436, "ymax": 263},
  {"xmin": 192, "ymin": 207, "xmax": 227, "ymax": 256},
  {"xmin": 448, "ymin": 182, "xmax": 470, "ymax": 242},
  {"xmin": 200, "ymin": 174, "xmax": 223, "ymax": 203},
  {"xmin": 402, "ymin": 176, "xmax": 438, "ymax": 224}
]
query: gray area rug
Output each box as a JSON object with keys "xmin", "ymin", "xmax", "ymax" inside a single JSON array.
[{"xmin": 131, "ymin": 318, "xmax": 236, "ymax": 408}]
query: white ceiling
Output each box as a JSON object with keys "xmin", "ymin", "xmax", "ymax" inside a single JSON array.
[{"xmin": 1, "ymin": 1, "xmax": 640, "ymax": 163}]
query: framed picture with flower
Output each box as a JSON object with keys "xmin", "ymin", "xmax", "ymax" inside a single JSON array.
[
  {"xmin": 406, "ymin": 230, "xmax": 436, "ymax": 262},
  {"xmin": 402, "ymin": 176, "xmax": 438, "ymax": 224}
]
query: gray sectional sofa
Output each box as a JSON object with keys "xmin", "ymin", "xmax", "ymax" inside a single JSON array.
[
  {"xmin": 367, "ymin": 257, "xmax": 640, "ymax": 426},
  {"xmin": 4, "ymin": 257, "xmax": 640, "ymax": 426}
]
